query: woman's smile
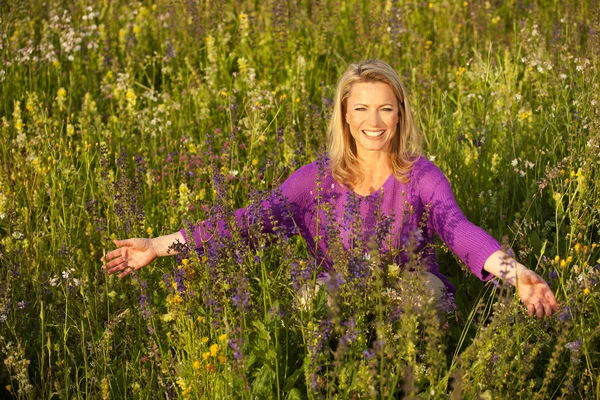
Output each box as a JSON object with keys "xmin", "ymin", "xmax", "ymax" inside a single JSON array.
[{"xmin": 345, "ymin": 81, "xmax": 399, "ymax": 155}]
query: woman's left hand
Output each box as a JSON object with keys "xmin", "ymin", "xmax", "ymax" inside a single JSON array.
[{"xmin": 516, "ymin": 267, "xmax": 560, "ymax": 318}]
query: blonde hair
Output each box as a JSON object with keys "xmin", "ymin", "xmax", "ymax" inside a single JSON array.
[{"xmin": 327, "ymin": 59, "xmax": 422, "ymax": 187}]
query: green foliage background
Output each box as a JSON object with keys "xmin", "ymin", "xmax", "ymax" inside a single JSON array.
[{"xmin": 0, "ymin": 0, "xmax": 599, "ymax": 398}]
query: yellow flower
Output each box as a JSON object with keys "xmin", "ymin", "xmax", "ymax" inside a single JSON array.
[
  {"xmin": 218, "ymin": 355, "xmax": 227, "ymax": 364},
  {"xmin": 583, "ymin": 287, "xmax": 590, "ymax": 295},
  {"xmin": 202, "ymin": 351, "xmax": 211, "ymax": 360},
  {"xmin": 554, "ymin": 255, "xmax": 560, "ymax": 264},
  {"xmin": 560, "ymin": 259, "xmax": 567, "ymax": 268},
  {"xmin": 574, "ymin": 243, "xmax": 581, "ymax": 253},
  {"xmin": 218, "ymin": 334, "xmax": 227, "ymax": 342},
  {"xmin": 126, "ymin": 88, "xmax": 137, "ymax": 107},
  {"xmin": 193, "ymin": 360, "xmax": 201, "ymax": 370},
  {"xmin": 210, "ymin": 343, "xmax": 220, "ymax": 357},
  {"xmin": 182, "ymin": 258, "xmax": 189, "ymax": 266},
  {"xmin": 146, "ymin": 227, "xmax": 153, "ymax": 236},
  {"xmin": 201, "ymin": 336, "xmax": 209, "ymax": 344}
]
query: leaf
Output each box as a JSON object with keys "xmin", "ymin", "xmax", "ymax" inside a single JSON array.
[
  {"xmin": 286, "ymin": 388, "xmax": 304, "ymax": 400},
  {"xmin": 283, "ymin": 367, "xmax": 304, "ymax": 391}
]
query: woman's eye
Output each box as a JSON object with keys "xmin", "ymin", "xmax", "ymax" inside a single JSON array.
[
  {"xmin": 354, "ymin": 107, "xmax": 366, "ymax": 111},
  {"xmin": 381, "ymin": 108, "xmax": 393, "ymax": 112}
]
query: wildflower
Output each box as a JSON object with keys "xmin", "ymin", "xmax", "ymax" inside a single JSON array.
[
  {"xmin": 56, "ymin": 87, "xmax": 67, "ymax": 111},
  {"xmin": 202, "ymin": 352, "xmax": 210, "ymax": 360},
  {"xmin": 218, "ymin": 355, "xmax": 226, "ymax": 363},
  {"xmin": 565, "ymin": 339, "xmax": 581, "ymax": 353},
  {"xmin": 201, "ymin": 337, "xmax": 209, "ymax": 344},
  {"xmin": 210, "ymin": 343, "xmax": 219, "ymax": 357},
  {"xmin": 583, "ymin": 287, "xmax": 590, "ymax": 295},
  {"xmin": 218, "ymin": 334, "xmax": 227, "ymax": 342},
  {"xmin": 574, "ymin": 243, "xmax": 581, "ymax": 253},
  {"xmin": 193, "ymin": 360, "xmax": 201, "ymax": 370},
  {"xmin": 126, "ymin": 88, "xmax": 137, "ymax": 108}
]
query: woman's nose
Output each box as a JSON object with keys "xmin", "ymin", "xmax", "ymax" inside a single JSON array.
[{"xmin": 367, "ymin": 110, "xmax": 382, "ymax": 126}]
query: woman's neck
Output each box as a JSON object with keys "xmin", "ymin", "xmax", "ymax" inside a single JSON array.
[{"xmin": 352, "ymin": 152, "xmax": 393, "ymax": 196}]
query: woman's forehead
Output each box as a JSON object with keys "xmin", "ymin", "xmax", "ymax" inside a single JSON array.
[{"xmin": 347, "ymin": 81, "xmax": 397, "ymax": 104}]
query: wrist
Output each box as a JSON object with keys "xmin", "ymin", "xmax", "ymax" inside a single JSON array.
[{"xmin": 150, "ymin": 237, "xmax": 164, "ymax": 258}]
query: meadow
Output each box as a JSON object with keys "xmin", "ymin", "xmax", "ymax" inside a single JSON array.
[{"xmin": 0, "ymin": 0, "xmax": 599, "ymax": 398}]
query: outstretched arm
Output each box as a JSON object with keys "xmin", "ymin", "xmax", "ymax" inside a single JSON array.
[
  {"xmin": 102, "ymin": 232, "xmax": 185, "ymax": 278},
  {"xmin": 484, "ymin": 250, "xmax": 560, "ymax": 318}
]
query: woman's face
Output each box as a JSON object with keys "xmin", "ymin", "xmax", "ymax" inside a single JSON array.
[{"xmin": 345, "ymin": 81, "xmax": 399, "ymax": 158}]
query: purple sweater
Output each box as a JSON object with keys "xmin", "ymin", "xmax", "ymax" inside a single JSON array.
[{"xmin": 181, "ymin": 156, "xmax": 502, "ymax": 293}]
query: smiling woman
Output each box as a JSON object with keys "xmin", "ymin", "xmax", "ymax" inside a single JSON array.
[{"xmin": 102, "ymin": 59, "xmax": 559, "ymax": 319}]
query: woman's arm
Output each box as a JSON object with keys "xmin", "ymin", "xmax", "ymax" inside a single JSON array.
[
  {"xmin": 484, "ymin": 250, "xmax": 560, "ymax": 318},
  {"xmin": 102, "ymin": 162, "xmax": 316, "ymax": 278},
  {"xmin": 102, "ymin": 232, "xmax": 185, "ymax": 278}
]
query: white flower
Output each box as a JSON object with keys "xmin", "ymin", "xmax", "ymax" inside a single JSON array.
[
  {"xmin": 560, "ymin": 73, "xmax": 567, "ymax": 80},
  {"xmin": 49, "ymin": 276, "xmax": 59, "ymax": 286},
  {"xmin": 62, "ymin": 271, "xmax": 70, "ymax": 279},
  {"xmin": 511, "ymin": 159, "xmax": 518, "ymax": 167},
  {"xmin": 0, "ymin": 315, "xmax": 6, "ymax": 323},
  {"xmin": 514, "ymin": 94, "xmax": 522, "ymax": 101},
  {"xmin": 524, "ymin": 161, "xmax": 535, "ymax": 169},
  {"xmin": 73, "ymin": 278, "xmax": 80, "ymax": 286}
]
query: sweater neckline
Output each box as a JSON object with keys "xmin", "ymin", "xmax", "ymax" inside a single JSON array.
[{"xmin": 339, "ymin": 173, "xmax": 395, "ymax": 199}]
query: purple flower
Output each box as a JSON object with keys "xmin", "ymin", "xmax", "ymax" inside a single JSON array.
[
  {"xmin": 362, "ymin": 349, "xmax": 375, "ymax": 360},
  {"xmin": 440, "ymin": 290, "xmax": 458, "ymax": 313},
  {"xmin": 549, "ymin": 270, "xmax": 558, "ymax": 280},
  {"xmin": 558, "ymin": 307, "xmax": 573, "ymax": 322},
  {"xmin": 565, "ymin": 339, "xmax": 581, "ymax": 353}
]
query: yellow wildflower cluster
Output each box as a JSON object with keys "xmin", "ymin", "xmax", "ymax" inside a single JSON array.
[
  {"xmin": 199, "ymin": 334, "xmax": 228, "ymax": 371},
  {"xmin": 553, "ymin": 255, "xmax": 573, "ymax": 268},
  {"xmin": 519, "ymin": 110, "xmax": 532, "ymax": 121}
]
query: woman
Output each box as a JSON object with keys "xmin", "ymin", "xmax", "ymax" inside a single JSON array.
[{"xmin": 102, "ymin": 60, "xmax": 559, "ymax": 319}]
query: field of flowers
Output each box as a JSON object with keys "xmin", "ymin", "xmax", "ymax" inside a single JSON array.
[{"xmin": 1, "ymin": 0, "xmax": 599, "ymax": 398}]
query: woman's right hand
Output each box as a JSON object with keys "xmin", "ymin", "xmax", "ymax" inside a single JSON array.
[{"xmin": 102, "ymin": 238, "xmax": 158, "ymax": 278}]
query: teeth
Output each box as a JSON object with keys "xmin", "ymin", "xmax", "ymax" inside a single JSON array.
[{"xmin": 363, "ymin": 130, "xmax": 385, "ymax": 137}]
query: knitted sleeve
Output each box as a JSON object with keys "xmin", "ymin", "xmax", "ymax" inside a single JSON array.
[
  {"xmin": 414, "ymin": 158, "xmax": 502, "ymax": 281},
  {"xmin": 180, "ymin": 162, "xmax": 317, "ymax": 251}
]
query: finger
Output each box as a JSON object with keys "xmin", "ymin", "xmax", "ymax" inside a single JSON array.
[
  {"xmin": 546, "ymin": 292, "xmax": 560, "ymax": 313},
  {"xmin": 102, "ymin": 249, "xmax": 122, "ymax": 263},
  {"xmin": 104, "ymin": 255, "xmax": 126, "ymax": 269},
  {"xmin": 118, "ymin": 266, "xmax": 136, "ymax": 279},
  {"xmin": 535, "ymin": 302, "xmax": 544, "ymax": 319},
  {"xmin": 527, "ymin": 303, "xmax": 535, "ymax": 317},
  {"xmin": 114, "ymin": 239, "xmax": 132, "ymax": 247},
  {"xmin": 107, "ymin": 260, "xmax": 128, "ymax": 275},
  {"xmin": 542, "ymin": 300, "xmax": 553, "ymax": 318}
]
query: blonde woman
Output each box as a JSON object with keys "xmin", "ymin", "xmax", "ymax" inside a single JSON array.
[{"xmin": 102, "ymin": 60, "xmax": 559, "ymax": 318}]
